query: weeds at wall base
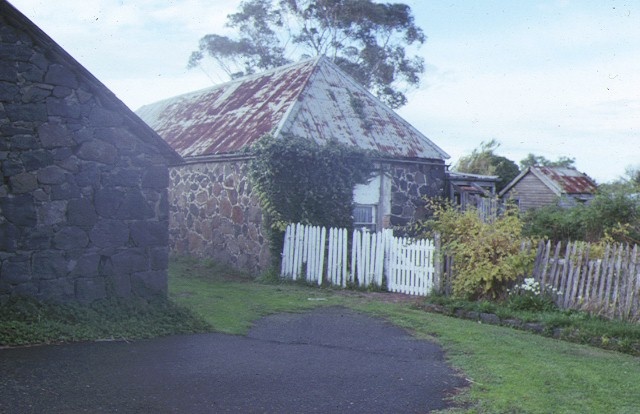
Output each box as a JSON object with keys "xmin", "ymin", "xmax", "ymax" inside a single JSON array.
[{"xmin": 0, "ymin": 295, "xmax": 211, "ymax": 347}]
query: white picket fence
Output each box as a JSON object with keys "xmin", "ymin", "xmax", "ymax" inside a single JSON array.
[{"xmin": 280, "ymin": 223, "xmax": 437, "ymax": 296}]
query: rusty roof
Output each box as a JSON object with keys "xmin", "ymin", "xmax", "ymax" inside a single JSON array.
[
  {"xmin": 136, "ymin": 56, "xmax": 449, "ymax": 161},
  {"xmin": 500, "ymin": 166, "xmax": 597, "ymax": 197},
  {"xmin": 534, "ymin": 166, "xmax": 598, "ymax": 194}
]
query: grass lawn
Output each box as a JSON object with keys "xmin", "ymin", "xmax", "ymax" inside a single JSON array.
[{"xmin": 169, "ymin": 257, "xmax": 640, "ymax": 414}]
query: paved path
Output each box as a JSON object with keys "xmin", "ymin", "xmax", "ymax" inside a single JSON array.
[{"xmin": 0, "ymin": 307, "xmax": 466, "ymax": 413}]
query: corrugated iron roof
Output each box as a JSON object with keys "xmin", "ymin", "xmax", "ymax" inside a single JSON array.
[
  {"xmin": 136, "ymin": 56, "xmax": 449, "ymax": 161},
  {"xmin": 534, "ymin": 166, "xmax": 597, "ymax": 195},
  {"xmin": 500, "ymin": 166, "xmax": 597, "ymax": 197}
]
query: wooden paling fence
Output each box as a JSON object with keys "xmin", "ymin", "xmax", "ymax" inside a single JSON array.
[
  {"xmin": 281, "ymin": 223, "xmax": 437, "ymax": 296},
  {"xmin": 532, "ymin": 240, "xmax": 640, "ymax": 321}
]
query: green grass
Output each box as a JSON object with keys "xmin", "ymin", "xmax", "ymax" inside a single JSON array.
[
  {"xmin": 0, "ymin": 295, "xmax": 210, "ymax": 346},
  {"xmin": 168, "ymin": 256, "xmax": 350, "ymax": 334},
  {"xmin": 169, "ymin": 257, "xmax": 640, "ymax": 414}
]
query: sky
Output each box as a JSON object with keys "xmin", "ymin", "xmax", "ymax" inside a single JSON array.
[{"xmin": 8, "ymin": 0, "xmax": 640, "ymax": 184}]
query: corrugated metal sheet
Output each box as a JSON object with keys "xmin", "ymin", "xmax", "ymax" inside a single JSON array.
[
  {"xmin": 136, "ymin": 56, "xmax": 449, "ymax": 160},
  {"xmin": 535, "ymin": 167, "xmax": 597, "ymax": 194}
]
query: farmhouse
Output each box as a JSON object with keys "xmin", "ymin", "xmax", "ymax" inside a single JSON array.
[
  {"xmin": 137, "ymin": 57, "xmax": 450, "ymax": 273},
  {"xmin": 0, "ymin": 2, "xmax": 181, "ymax": 303},
  {"xmin": 499, "ymin": 166, "xmax": 598, "ymax": 212}
]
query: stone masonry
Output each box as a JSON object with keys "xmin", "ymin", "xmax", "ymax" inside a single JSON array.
[
  {"xmin": 389, "ymin": 161, "xmax": 447, "ymax": 227},
  {"xmin": 169, "ymin": 160, "xmax": 270, "ymax": 273},
  {"xmin": 0, "ymin": 6, "xmax": 178, "ymax": 303}
]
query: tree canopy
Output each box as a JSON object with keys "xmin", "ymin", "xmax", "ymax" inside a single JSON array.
[
  {"xmin": 519, "ymin": 153, "xmax": 576, "ymax": 170},
  {"xmin": 188, "ymin": 0, "xmax": 426, "ymax": 108},
  {"xmin": 455, "ymin": 140, "xmax": 520, "ymax": 192}
]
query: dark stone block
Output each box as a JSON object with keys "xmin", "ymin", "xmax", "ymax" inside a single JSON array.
[
  {"xmin": 0, "ymin": 81, "xmax": 19, "ymax": 100},
  {"xmin": 75, "ymin": 163, "xmax": 100, "ymax": 187},
  {"xmin": 46, "ymin": 97, "xmax": 81, "ymax": 119},
  {"xmin": 112, "ymin": 249, "xmax": 149, "ymax": 275},
  {"xmin": 67, "ymin": 198, "xmax": 97, "ymax": 226},
  {"xmin": 52, "ymin": 86, "xmax": 72, "ymax": 98},
  {"xmin": 37, "ymin": 165, "xmax": 66, "ymax": 184},
  {"xmin": 37, "ymin": 122, "xmax": 75, "ymax": 148},
  {"xmin": 44, "ymin": 64, "xmax": 79, "ymax": 88},
  {"xmin": 75, "ymin": 277, "xmax": 106, "ymax": 303},
  {"xmin": 1, "ymin": 158, "xmax": 24, "ymax": 176},
  {"xmin": 0, "ymin": 193, "xmax": 36, "ymax": 226},
  {"xmin": 102, "ymin": 168, "xmax": 140, "ymax": 188},
  {"xmin": 37, "ymin": 200, "xmax": 67, "ymax": 225},
  {"xmin": 142, "ymin": 166, "xmax": 169, "ymax": 189},
  {"xmin": 130, "ymin": 221, "xmax": 168, "ymax": 247},
  {"xmin": 108, "ymin": 273, "xmax": 131, "ymax": 297},
  {"xmin": 131, "ymin": 270, "xmax": 167, "ymax": 298},
  {"xmin": 53, "ymin": 226, "xmax": 89, "ymax": 250},
  {"xmin": 9, "ymin": 134, "xmax": 38, "ymax": 150},
  {"xmin": 17, "ymin": 62, "xmax": 45, "ymax": 82},
  {"xmin": 0, "ymin": 223, "xmax": 19, "ymax": 251},
  {"xmin": 0, "ymin": 255, "xmax": 31, "ymax": 284},
  {"xmin": 94, "ymin": 188, "xmax": 123, "ymax": 218},
  {"xmin": 51, "ymin": 180, "xmax": 81, "ymax": 200},
  {"xmin": 89, "ymin": 220, "xmax": 129, "ymax": 248},
  {"xmin": 76, "ymin": 140, "xmax": 117, "ymax": 164},
  {"xmin": 9, "ymin": 172, "xmax": 37, "ymax": 193},
  {"xmin": 88, "ymin": 106, "xmax": 123, "ymax": 127},
  {"xmin": 115, "ymin": 192, "xmax": 154, "ymax": 220},
  {"xmin": 21, "ymin": 150, "xmax": 54, "ymax": 171},
  {"xmin": 21, "ymin": 85, "xmax": 51, "ymax": 103},
  {"xmin": 0, "ymin": 64, "xmax": 17, "ymax": 82},
  {"xmin": 149, "ymin": 247, "xmax": 169, "ymax": 271},
  {"xmin": 32, "ymin": 250, "xmax": 68, "ymax": 280},
  {"xmin": 479, "ymin": 313, "xmax": 501, "ymax": 325},
  {"xmin": 38, "ymin": 278, "xmax": 74, "ymax": 301},
  {"xmin": 4, "ymin": 102, "xmax": 47, "ymax": 122},
  {"xmin": 68, "ymin": 253, "xmax": 100, "ymax": 278},
  {"xmin": 0, "ymin": 43, "xmax": 32, "ymax": 62},
  {"xmin": 19, "ymin": 226, "xmax": 52, "ymax": 250}
]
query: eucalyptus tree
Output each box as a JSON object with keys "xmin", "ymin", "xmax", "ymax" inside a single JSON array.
[{"xmin": 189, "ymin": 0, "xmax": 426, "ymax": 108}]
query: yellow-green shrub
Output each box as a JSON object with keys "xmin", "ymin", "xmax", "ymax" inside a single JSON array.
[{"xmin": 416, "ymin": 200, "xmax": 534, "ymax": 300}]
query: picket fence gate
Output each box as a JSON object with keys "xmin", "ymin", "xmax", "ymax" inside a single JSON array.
[{"xmin": 280, "ymin": 223, "xmax": 437, "ymax": 296}]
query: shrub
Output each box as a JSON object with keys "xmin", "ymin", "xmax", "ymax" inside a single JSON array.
[{"xmin": 415, "ymin": 200, "xmax": 534, "ymax": 300}]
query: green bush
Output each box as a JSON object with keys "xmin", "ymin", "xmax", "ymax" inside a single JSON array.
[
  {"xmin": 523, "ymin": 184, "xmax": 640, "ymax": 244},
  {"xmin": 416, "ymin": 200, "xmax": 534, "ymax": 300},
  {"xmin": 246, "ymin": 134, "xmax": 376, "ymax": 266}
]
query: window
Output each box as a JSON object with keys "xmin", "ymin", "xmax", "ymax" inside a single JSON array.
[{"xmin": 353, "ymin": 204, "xmax": 376, "ymax": 232}]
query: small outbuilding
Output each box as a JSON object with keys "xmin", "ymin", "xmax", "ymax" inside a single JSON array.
[
  {"xmin": 499, "ymin": 166, "xmax": 598, "ymax": 212},
  {"xmin": 137, "ymin": 57, "xmax": 450, "ymax": 272},
  {"xmin": 0, "ymin": 2, "xmax": 182, "ymax": 303}
]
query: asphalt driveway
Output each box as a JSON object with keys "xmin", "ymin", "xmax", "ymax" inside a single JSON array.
[{"xmin": 0, "ymin": 307, "xmax": 466, "ymax": 413}]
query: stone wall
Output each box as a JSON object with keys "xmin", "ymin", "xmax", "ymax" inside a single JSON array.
[
  {"xmin": 388, "ymin": 160, "xmax": 447, "ymax": 227},
  {"xmin": 0, "ymin": 10, "xmax": 174, "ymax": 303},
  {"xmin": 169, "ymin": 160, "xmax": 270, "ymax": 273}
]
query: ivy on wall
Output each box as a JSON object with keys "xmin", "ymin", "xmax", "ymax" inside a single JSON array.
[{"xmin": 247, "ymin": 135, "xmax": 376, "ymax": 265}]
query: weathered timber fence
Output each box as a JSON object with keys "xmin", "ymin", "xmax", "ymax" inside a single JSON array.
[
  {"xmin": 281, "ymin": 223, "xmax": 437, "ymax": 296},
  {"xmin": 532, "ymin": 240, "xmax": 640, "ymax": 321}
]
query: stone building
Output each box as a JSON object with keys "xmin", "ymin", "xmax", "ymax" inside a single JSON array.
[
  {"xmin": 137, "ymin": 57, "xmax": 450, "ymax": 273},
  {"xmin": 0, "ymin": 2, "xmax": 182, "ymax": 303}
]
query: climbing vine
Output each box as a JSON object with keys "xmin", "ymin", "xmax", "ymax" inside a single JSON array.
[{"xmin": 247, "ymin": 135, "xmax": 376, "ymax": 265}]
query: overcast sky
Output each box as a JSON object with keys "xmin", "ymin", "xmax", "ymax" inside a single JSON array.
[{"xmin": 9, "ymin": 0, "xmax": 640, "ymax": 183}]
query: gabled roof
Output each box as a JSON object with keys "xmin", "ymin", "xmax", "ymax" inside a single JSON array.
[
  {"xmin": 499, "ymin": 166, "xmax": 597, "ymax": 197},
  {"xmin": 2, "ymin": 1, "xmax": 182, "ymax": 165},
  {"xmin": 136, "ymin": 56, "xmax": 449, "ymax": 161}
]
